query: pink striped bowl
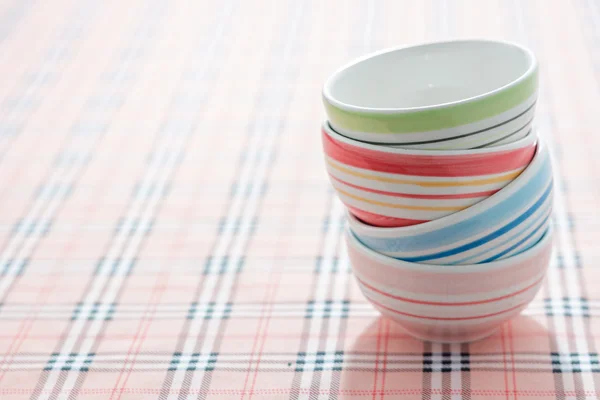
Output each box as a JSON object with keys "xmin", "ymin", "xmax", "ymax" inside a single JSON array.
[
  {"xmin": 345, "ymin": 226, "xmax": 553, "ymax": 343},
  {"xmin": 322, "ymin": 121, "xmax": 537, "ymax": 227}
]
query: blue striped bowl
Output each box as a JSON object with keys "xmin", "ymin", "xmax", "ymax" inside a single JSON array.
[{"xmin": 347, "ymin": 138, "xmax": 553, "ymax": 265}]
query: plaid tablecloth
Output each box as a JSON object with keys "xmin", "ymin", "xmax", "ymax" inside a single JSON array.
[{"xmin": 0, "ymin": 0, "xmax": 598, "ymax": 399}]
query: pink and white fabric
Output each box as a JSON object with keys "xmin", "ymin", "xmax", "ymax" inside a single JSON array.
[{"xmin": 0, "ymin": 1, "xmax": 597, "ymax": 399}]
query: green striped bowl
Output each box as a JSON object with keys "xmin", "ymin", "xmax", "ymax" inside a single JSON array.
[{"xmin": 322, "ymin": 39, "xmax": 538, "ymax": 149}]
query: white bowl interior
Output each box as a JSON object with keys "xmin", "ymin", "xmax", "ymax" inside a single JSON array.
[{"xmin": 327, "ymin": 40, "xmax": 534, "ymax": 110}]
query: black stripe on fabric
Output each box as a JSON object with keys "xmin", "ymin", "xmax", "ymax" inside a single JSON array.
[
  {"xmin": 161, "ymin": 1, "xmax": 302, "ymax": 398},
  {"xmin": 25, "ymin": 1, "xmax": 138, "ymax": 399},
  {"xmin": 332, "ymin": 100, "xmax": 537, "ymax": 146},
  {"xmin": 441, "ymin": 345, "xmax": 452, "ymax": 400},
  {"xmin": 461, "ymin": 346, "xmax": 472, "ymax": 400},
  {"xmin": 155, "ymin": 3, "xmax": 241, "ymax": 399},
  {"xmin": 13, "ymin": 366, "xmax": 600, "ymax": 373},
  {"xmin": 13, "ymin": 359, "xmax": 600, "ymax": 367},
  {"xmin": 17, "ymin": 350, "xmax": 599, "ymax": 358},
  {"xmin": 292, "ymin": 3, "xmax": 366, "ymax": 399},
  {"xmin": 422, "ymin": 343, "xmax": 433, "ymax": 400},
  {"xmin": 569, "ymin": 0, "xmax": 600, "ymax": 391}
]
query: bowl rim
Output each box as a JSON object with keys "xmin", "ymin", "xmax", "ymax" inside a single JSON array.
[
  {"xmin": 322, "ymin": 120, "xmax": 538, "ymax": 156},
  {"xmin": 322, "ymin": 38, "xmax": 538, "ymax": 115},
  {"xmin": 346, "ymin": 137, "xmax": 549, "ymax": 237},
  {"xmin": 345, "ymin": 225, "xmax": 553, "ymax": 273}
]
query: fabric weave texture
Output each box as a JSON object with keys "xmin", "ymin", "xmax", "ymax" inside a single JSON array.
[{"xmin": 0, "ymin": 0, "xmax": 597, "ymax": 399}]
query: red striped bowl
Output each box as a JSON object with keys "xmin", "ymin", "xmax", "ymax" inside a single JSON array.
[
  {"xmin": 345, "ymin": 226, "xmax": 553, "ymax": 343},
  {"xmin": 322, "ymin": 121, "xmax": 537, "ymax": 227}
]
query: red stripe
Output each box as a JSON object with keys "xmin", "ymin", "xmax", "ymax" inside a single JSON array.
[
  {"xmin": 368, "ymin": 297, "xmax": 529, "ymax": 321},
  {"xmin": 322, "ymin": 128, "xmax": 537, "ymax": 177},
  {"xmin": 357, "ymin": 275, "xmax": 544, "ymax": 306},
  {"xmin": 347, "ymin": 206, "xmax": 426, "ymax": 227},
  {"xmin": 330, "ymin": 174, "xmax": 499, "ymax": 199}
]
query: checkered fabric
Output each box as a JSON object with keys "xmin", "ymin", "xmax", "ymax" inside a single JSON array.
[{"xmin": 0, "ymin": 0, "xmax": 598, "ymax": 399}]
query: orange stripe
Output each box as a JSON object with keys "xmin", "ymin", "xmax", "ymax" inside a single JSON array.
[
  {"xmin": 330, "ymin": 174, "xmax": 499, "ymax": 199},
  {"xmin": 327, "ymin": 158, "xmax": 523, "ymax": 187},
  {"xmin": 337, "ymin": 188, "xmax": 467, "ymax": 212}
]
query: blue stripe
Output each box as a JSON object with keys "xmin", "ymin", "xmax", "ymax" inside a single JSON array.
[
  {"xmin": 478, "ymin": 214, "xmax": 550, "ymax": 263},
  {"xmin": 355, "ymin": 150, "xmax": 552, "ymax": 253},
  {"xmin": 399, "ymin": 181, "xmax": 553, "ymax": 262},
  {"xmin": 523, "ymin": 225, "xmax": 550, "ymax": 251},
  {"xmin": 448, "ymin": 199, "xmax": 552, "ymax": 265}
]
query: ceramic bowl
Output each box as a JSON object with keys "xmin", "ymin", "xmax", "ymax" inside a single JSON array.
[
  {"xmin": 345, "ymin": 226, "xmax": 553, "ymax": 343},
  {"xmin": 322, "ymin": 121, "xmax": 538, "ymax": 227},
  {"xmin": 323, "ymin": 39, "xmax": 538, "ymax": 149},
  {"xmin": 348, "ymin": 138, "xmax": 553, "ymax": 264}
]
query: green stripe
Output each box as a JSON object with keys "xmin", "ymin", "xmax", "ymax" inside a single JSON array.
[{"xmin": 324, "ymin": 68, "xmax": 538, "ymax": 134}]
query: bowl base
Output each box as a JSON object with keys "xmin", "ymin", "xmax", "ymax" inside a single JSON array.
[
  {"xmin": 403, "ymin": 326, "xmax": 500, "ymax": 344},
  {"xmin": 373, "ymin": 303, "xmax": 524, "ymax": 344}
]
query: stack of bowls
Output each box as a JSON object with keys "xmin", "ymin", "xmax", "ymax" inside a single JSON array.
[{"xmin": 321, "ymin": 39, "xmax": 554, "ymax": 343}]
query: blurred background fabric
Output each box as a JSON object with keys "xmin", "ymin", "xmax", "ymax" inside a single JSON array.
[{"xmin": 0, "ymin": 0, "xmax": 598, "ymax": 398}]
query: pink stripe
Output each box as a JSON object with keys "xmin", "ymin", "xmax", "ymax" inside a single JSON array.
[
  {"xmin": 357, "ymin": 275, "xmax": 544, "ymax": 306},
  {"xmin": 368, "ymin": 296, "xmax": 530, "ymax": 321},
  {"xmin": 330, "ymin": 175, "xmax": 499, "ymax": 199},
  {"xmin": 347, "ymin": 206, "xmax": 426, "ymax": 227},
  {"xmin": 348, "ymin": 236, "xmax": 552, "ymax": 296},
  {"xmin": 322, "ymin": 128, "xmax": 537, "ymax": 177}
]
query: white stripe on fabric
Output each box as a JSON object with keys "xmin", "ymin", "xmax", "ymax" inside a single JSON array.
[
  {"xmin": 0, "ymin": 307, "xmax": 376, "ymax": 320},
  {"xmin": 512, "ymin": 1, "xmax": 581, "ymax": 396},
  {"xmin": 6, "ymin": 351, "xmax": 598, "ymax": 363},
  {"xmin": 514, "ymin": 0, "xmax": 582, "ymax": 394},
  {"xmin": 562, "ymin": 2, "xmax": 600, "ymax": 395},
  {"xmin": 4, "ymin": 296, "xmax": 599, "ymax": 319},
  {"xmin": 311, "ymin": 1, "xmax": 375, "ymax": 395},
  {"xmin": 542, "ymin": 120, "xmax": 597, "ymax": 398},
  {"xmin": 0, "ymin": 0, "xmax": 101, "ymax": 301},
  {"xmin": 161, "ymin": 2, "xmax": 248, "ymax": 398},
  {"xmin": 3, "ymin": 360, "xmax": 598, "ymax": 373},
  {"xmin": 316, "ymin": 202, "xmax": 353, "ymax": 397},
  {"xmin": 430, "ymin": 342, "xmax": 443, "ymax": 400},
  {"xmin": 38, "ymin": 2, "xmax": 179, "ymax": 395},
  {"xmin": 450, "ymin": 343, "xmax": 462, "ymax": 400},
  {"xmin": 298, "ymin": 198, "xmax": 345, "ymax": 397}
]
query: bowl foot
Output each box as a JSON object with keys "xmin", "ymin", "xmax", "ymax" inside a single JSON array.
[
  {"xmin": 403, "ymin": 326, "xmax": 500, "ymax": 344},
  {"xmin": 373, "ymin": 304, "xmax": 520, "ymax": 344}
]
